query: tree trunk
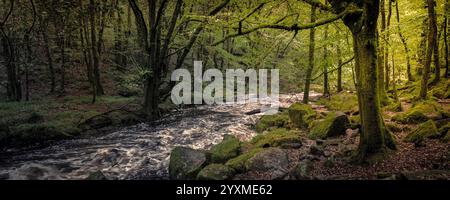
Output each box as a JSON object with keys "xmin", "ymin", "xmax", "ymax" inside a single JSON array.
[
  {"xmin": 89, "ymin": 0, "xmax": 104, "ymax": 96},
  {"xmin": 378, "ymin": 0, "xmax": 388, "ymax": 105},
  {"xmin": 42, "ymin": 27, "xmax": 56, "ymax": 93},
  {"xmin": 431, "ymin": 0, "xmax": 440, "ymax": 84},
  {"xmin": 0, "ymin": 0, "xmax": 21, "ymax": 101},
  {"xmin": 337, "ymin": 44, "xmax": 343, "ymax": 92},
  {"xmin": 303, "ymin": 5, "xmax": 316, "ymax": 104},
  {"xmin": 420, "ymin": 0, "xmax": 439, "ymax": 99},
  {"xmin": 59, "ymin": 21, "xmax": 66, "ymax": 94},
  {"xmin": 384, "ymin": 0, "xmax": 392, "ymax": 90},
  {"xmin": 445, "ymin": 0, "xmax": 449, "ymax": 78},
  {"xmin": 323, "ymin": 24, "xmax": 330, "ymax": 97},
  {"xmin": 340, "ymin": 0, "xmax": 395, "ymax": 162},
  {"xmin": 80, "ymin": 0, "xmax": 96, "ymax": 103}
]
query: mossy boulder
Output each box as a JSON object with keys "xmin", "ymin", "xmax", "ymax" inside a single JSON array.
[
  {"xmin": 209, "ymin": 135, "xmax": 241, "ymax": 163},
  {"xmin": 225, "ymin": 148, "xmax": 263, "ymax": 172},
  {"xmin": 169, "ymin": 147, "xmax": 207, "ymax": 180},
  {"xmin": 255, "ymin": 112, "xmax": 290, "ymax": 133},
  {"xmin": 392, "ymin": 101, "xmax": 446, "ymax": 124},
  {"xmin": 196, "ymin": 164, "xmax": 235, "ymax": 180},
  {"xmin": 245, "ymin": 148, "xmax": 289, "ymax": 180},
  {"xmin": 309, "ymin": 112, "xmax": 349, "ymax": 139},
  {"xmin": 404, "ymin": 120, "xmax": 440, "ymax": 145},
  {"xmin": 288, "ymin": 103, "xmax": 316, "ymax": 129},
  {"xmin": 430, "ymin": 79, "xmax": 450, "ymax": 99},
  {"xmin": 250, "ymin": 128, "xmax": 302, "ymax": 148}
]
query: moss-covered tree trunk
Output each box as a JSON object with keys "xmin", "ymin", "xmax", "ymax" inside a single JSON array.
[
  {"xmin": 339, "ymin": 0, "xmax": 395, "ymax": 161},
  {"xmin": 303, "ymin": 5, "xmax": 316, "ymax": 104}
]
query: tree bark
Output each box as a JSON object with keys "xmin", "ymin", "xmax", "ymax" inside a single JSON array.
[{"xmin": 303, "ymin": 5, "xmax": 316, "ymax": 104}]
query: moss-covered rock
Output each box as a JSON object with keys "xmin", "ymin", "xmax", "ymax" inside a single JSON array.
[
  {"xmin": 209, "ymin": 135, "xmax": 241, "ymax": 163},
  {"xmin": 392, "ymin": 111, "xmax": 428, "ymax": 124},
  {"xmin": 309, "ymin": 112, "xmax": 349, "ymax": 139},
  {"xmin": 169, "ymin": 147, "xmax": 207, "ymax": 180},
  {"xmin": 404, "ymin": 120, "xmax": 440, "ymax": 145},
  {"xmin": 250, "ymin": 128, "xmax": 302, "ymax": 148},
  {"xmin": 392, "ymin": 100, "xmax": 446, "ymax": 124},
  {"xmin": 429, "ymin": 79, "xmax": 450, "ymax": 99},
  {"xmin": 255, "ymin": 112, "xmax": 290, "ymax": 133},
  {"xmin": 196, "ymin": 164, "xmax": 235, "ymax": 180},
  {"xmin": 288, "ymin": 103, "xmax": 316, "ymax": 129},
  {"xmin": 386, "ymin": 122, "xmax": 404, "ymax": 133},
  {"xmin": 225, "ymin": 148, "xmax": 263, "ymax": 172}
]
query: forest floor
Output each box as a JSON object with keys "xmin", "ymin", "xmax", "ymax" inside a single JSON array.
[{"xmin": 234, "ymin": 91, "xmax": 450, "ymax": 180}]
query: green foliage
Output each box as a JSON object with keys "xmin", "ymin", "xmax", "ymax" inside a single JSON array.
[{"xmin": 250, "ymin": 128, "xmax": 301, "ymax": 148}]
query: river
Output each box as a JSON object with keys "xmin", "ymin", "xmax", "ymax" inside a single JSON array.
[{"xmin": 0, "ymin": 93, "xmax": 320, "ymax": 180}]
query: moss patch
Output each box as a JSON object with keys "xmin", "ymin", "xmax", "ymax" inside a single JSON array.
[
  {"xmin": 404, "ymin": 120, "xmax": 440, "ymax": 145},
  {"xmin": 196, "ymin": 164, "xmax": 235, "ymax": 180},
  {"xmin": 209, "ymin": 135, "xmax": 241, "ymax": 163},
  {"xmin": 288, "ymin": 103, "xmax": 316, "ymax": 129},
  {"xmin": 250, "ymin": 128, "xmax": 301, "ymax": 148},
  {"xmin": 392, "ymin": 100, "xmax": 445, "ymax": 124},
  {"xmin": 255, "ymin": 112, "xmax": 290, "ymax": 133}
]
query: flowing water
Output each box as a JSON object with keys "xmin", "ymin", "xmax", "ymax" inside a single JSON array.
[{"xmin": 0, "ymin": 93, "xmax": 320, "ymax": 180}]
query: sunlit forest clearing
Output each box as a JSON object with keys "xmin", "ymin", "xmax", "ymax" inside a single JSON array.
[{"xmin": 0, "ymin": 0, "xmax": 449, "ymax": 180}]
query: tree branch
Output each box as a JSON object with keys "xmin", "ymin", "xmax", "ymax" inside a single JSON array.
[{"xmin": 212, "ymin": 8, "xmax": 360, "ymax": 46}]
